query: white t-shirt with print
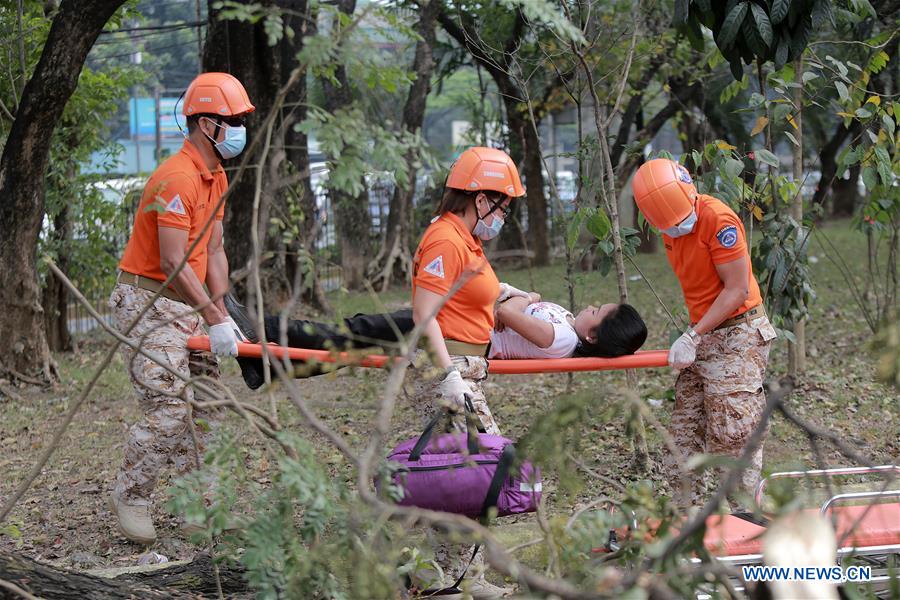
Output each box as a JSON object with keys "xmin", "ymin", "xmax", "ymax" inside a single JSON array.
[{"xmin": 489, "ymin": 301, "xmax": 579, "ymax": 359}]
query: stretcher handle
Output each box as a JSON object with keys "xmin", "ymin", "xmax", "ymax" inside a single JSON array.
[
  {"xmin": 755, "ymin": 465, "xmax": 900, "ymax": 506},
  {"xmin": 820, "ymin": 489, "xmax": 900, "ymax": 515}
]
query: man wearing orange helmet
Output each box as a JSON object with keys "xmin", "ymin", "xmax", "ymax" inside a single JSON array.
[
  {"xmin": 632, "ymin": 158, "xmax": 777, "ymax": 507},
  {"xmin": 108, "ymin": 72, "xmax": 255, "ymax": 544},
  {"xmin": 406, "ymin": 146, "xmax": 526, "ymax": 596}
]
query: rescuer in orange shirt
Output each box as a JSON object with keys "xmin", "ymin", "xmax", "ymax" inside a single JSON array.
[
  {"xmin": 108, "ymin": 73, "xmax": 254, "ymax": 544},
  {"xmin": 632, "ymin": 158, "xmax": 777, "ymax": 507},
  {"xmin": 406, "ymin": 146, "xmax": 529, "ymax": 596}
]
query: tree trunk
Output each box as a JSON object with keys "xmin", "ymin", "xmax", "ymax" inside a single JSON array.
[
  {"xmin": 436, "ymin": 8, "xmax": 550, "ymax": 266},
  {"xmin": 788, "ymin": 56, "xmax": 805, "ymax": 376},
  {"xmin": 0, "ymin": 0, "xmax": 124, "ymax": 382},
  {"xmin": 203, "ymin": 0, "xmax": 281, "ymax": 290},
  {"xmin": 832, "ymin": 163, "xmax": 861, "ymax": 216},
  {"xmin": 316, "ymin": 0, "xmax": 371, "ymax": 291},
  {"xmin": 0, "ymin": 551, "xmax": 247, "ymax": 599},
  {"xmin": 42, "ymin": 205, "xmax": 73, "ymax": 352},
  {"xmin": 367, "ymin": 0, "xmax": 439, "ymax": 291},
  {"xmin": 276, "ymin": 0, "xmax": 330, "ymax": 312},
  {"xmin": 811, "ymin": 120, "xmax": 858, "ymax": 216}
]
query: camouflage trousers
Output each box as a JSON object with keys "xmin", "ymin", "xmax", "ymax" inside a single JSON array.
[
  {"xmin": 664, "ymin": 316, "xmax": 777, "ymax": 507},
  {"xmin": 403, "ymin": 352, "xmax": 497, "ymax": 589},
  {"xmin": 109, "ymin": 283, "xmax": 222, "ymax": 506}
]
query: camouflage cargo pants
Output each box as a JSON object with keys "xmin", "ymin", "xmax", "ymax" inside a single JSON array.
[
  {"xmin": 403, "ymin": 352, "xmax": 498, "ymax": 589},
  {"xmin": 664, "ymin": 316, "xmax": 777, "ymax": 507},
  {"xmin": 109, "ymin": 283, "xmax": 222, "ymax": 506}
]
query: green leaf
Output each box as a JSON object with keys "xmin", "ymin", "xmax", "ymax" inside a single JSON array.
[
  {"xmin": 867, "ymin": 50, "xmax": 890, "ymax": 74},
  {"xmin": 728, "ymin": 53, "xmax": 745, "ymax": 80},
  {"xmin": 789, "ymin": 15, "xmax": 811, "ymax": 60},
  {"xmin": 756, "ymin": 148, "xmax": 780, "ymax": 168},
  {"xmin": 775, "ymin": 33, "xmax": 789, "ymax": 69},
  {"xmin": 862, "ymin": 166, "xmax": 878, "ymax": 190},
  {"xmin": 839, "ymin": 146, "xmax": 859, "ymax": 166},
  {"xmin": 802, "ymin": 71, "xmax": 818, "ymax": 84},
  {"xmin": 883, "ymin": 114, "xmax": 896, "ymax": 136},
  {"xmin": 834, "ymin": 81, "xmax": 850, "ymax": 103},
  {"xmin": 750, "ymin": 3, "xmax": 774, "ymax": 48},
  {"xmin": 874, "ymin": 146, "xmax": 892, "ymax": 185},
  {"xmin": 725, "ymin": 158, "xmax": 745, "ymax": 178},
  {"xmin": 855, "ymin": 107, "xmax": 873, "ymax": 119},
  {"xmin": 770, "ymin": 0, "xmax": 789, "ymax": 24},
  {"xmin": 784, "ymin": 131, "xmax": 800, "ymax": 147},
  {"xmin": 566, "ymin": 208, "xmax": 588, "ymax": 252},
  {"xmin": 586, "ymin": 209, "xmax": 612, "ymax": 241},
  {"xmin": 719, "ymin": 1, "xmax": 749, "ymax": 50}
]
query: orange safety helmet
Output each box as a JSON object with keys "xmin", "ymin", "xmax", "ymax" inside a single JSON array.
[
  {"xmin": 632, "ymin": 158, "xmax": 697, "ymax": 230},
  {"xmin": 446, "ymin": 147, "xmax": 526, "ymax": 198},
  {"xmin": 182, "ymin": 72, "xmax": 255, "ymax": 117}
]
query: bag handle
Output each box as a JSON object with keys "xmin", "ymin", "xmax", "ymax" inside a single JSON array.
[
  {"xmin": 424, "ymin": 444, "xmax": 517, "ymax": 597},
  {"xmin": 409, "ymin": 394, "xmax": 481, "ymax": 461}
]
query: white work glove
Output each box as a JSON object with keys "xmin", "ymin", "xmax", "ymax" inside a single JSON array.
[
  {"xmin": 668, "ymin": 328, "xmax": 699, "ymax": 370},
  {"xmin": 498, "ymin": 282, "xmax": 531, "ymax": 303},
  {"xmin": 438, "ymin": 368, "xmax": 470, "ymax": 413},
  {"xmin": 208, "ymin": 321, "xmax": 239, "ymax": 357}
]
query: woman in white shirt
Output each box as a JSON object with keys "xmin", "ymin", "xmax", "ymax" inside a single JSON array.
[
  {"xmin": 490, "ymin": 293, "xmax": 647, "ymax": 359},
  {"xmin": 226, "ymin": 293, "xmax": 647, "ymax": 389}
]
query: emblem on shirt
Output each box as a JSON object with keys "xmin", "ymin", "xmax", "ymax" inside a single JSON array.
[
  {"xmin": 164, "ymin": 194, "xmax": 186, "ymax": 216},
  {"xmin": 716, "ymin": 225, "xmax": 738, "ymax": 248},
  {"xmin": 675, "ymin": 164, "xmax": 693, "ymax": 184},
  {"xmin": 423, "ymin": 255, "xmax": 445, "ymax": 279}
]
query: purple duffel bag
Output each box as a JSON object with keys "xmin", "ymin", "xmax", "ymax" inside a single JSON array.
[{"xmin": 385, "ymin": 406, "xmax": 541, "ymax": 519}]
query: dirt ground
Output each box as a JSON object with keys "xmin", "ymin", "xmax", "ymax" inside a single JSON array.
[{"xmin": 0, "ymin": 219, "xmax": 897, "ymax": 576}]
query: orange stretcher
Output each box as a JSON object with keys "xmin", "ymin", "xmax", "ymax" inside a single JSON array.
[{"xmin": 186, "ymin": 337, "xmax": 670, "ymax": 373}]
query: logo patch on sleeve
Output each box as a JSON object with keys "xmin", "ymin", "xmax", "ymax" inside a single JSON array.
[
  {"xmin": 716, "ymin": 225, "xmax": 739, "ymax": 248},
  {"xmin": 423, "ymin": 255, "xmax": 445, "ymax": 279},
  {"xmin": 164, "ymin": 194, "xmax": 186, "ymax": 216},
  {"xmin": 675, "ymin": 164, "xmax": 693, "ymax": 184}
]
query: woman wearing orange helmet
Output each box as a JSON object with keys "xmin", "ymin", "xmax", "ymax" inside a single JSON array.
[
  {"xmin": 632, "ymin": 158, "xmax": 777, "ymax": 507},
  {"xmin": 406, "ymin": 146, "xmax": 526, "ymax": 596}
]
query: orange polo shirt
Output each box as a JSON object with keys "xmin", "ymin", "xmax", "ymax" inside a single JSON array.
[
  {"xmin": 119, "ymin": 140, "xmax": 227, "ymax": 283},
  {"xmin": 413, "ymin": 212, "xmax": 500, "ymax": 345},
  {"xmin": 663, "ymin": 194, "xmax": 762, "ymax": 324}
]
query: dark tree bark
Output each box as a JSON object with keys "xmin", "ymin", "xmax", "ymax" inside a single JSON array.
[
  {"xmin": 367, "ymin": 0, "xmax": 440, "ymax": 291},
  {"xmin": 0, "ymin": 0, "xmax": 125, "ymax": 382},
  {"xmin": 0, "ymin": 551, "xmax": 247, "ymax": 599},
  {"xmin": 318, "ymin": 0, "xmax": 372, "ymax": 290},
  {"xmin": 278, "ymin": 0, "xmax": 331, "ymax": 312},
  {"xmin": 811, "ymin": 120, "xmax": 859, "ymax": 215},
  {"xmin": 203, "ymin": 0, "xmax": 281, "ymax": 290},
  {"xmin": 437, "ymin": 7, "xmax": 551, "ymax": 266},
  {"xmin": 42, "ymin": 205, "xmax": 73, "ymax": 352}
]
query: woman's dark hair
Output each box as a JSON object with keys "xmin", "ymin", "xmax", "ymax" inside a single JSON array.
[
  {"xmin": 575, "ymin": 303, "xmax": 648, "ymax": 358},
  {"xmin": 434, "ymin": 187, "xmax": 506, "ymax": 217}
]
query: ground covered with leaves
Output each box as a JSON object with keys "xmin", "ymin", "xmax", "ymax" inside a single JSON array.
[{"xmin": 0, "ymin": 220, "xmax": 896, "ymax": 584}]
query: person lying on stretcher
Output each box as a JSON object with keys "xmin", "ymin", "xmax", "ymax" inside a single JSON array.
[{"xmin": 225, "ymin": 292, "xmax": 647, "ymax": 390}]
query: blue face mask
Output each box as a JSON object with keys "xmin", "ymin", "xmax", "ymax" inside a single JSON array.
[
  {"xmin": 204, "ymin": 119, "xmax": 247, "ymax": 160},
  {"xmin": 662, "ymin": 210, "xmax": 697, "ymax": 238},
  {"xmin": 473, "ymin": 215, "xmax": 504, "ymax": 240}
]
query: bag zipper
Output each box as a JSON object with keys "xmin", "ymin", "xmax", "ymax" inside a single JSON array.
[{"xmin": 402, "ymin": 459, "xmax": 499, "ymax": 472}]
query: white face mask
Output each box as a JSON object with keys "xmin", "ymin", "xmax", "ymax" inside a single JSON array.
[{"xmin": 662, "ymin": 210, "xmax": 697, "ymax": 238}]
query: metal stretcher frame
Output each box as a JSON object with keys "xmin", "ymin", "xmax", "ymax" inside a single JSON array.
[
  {"xmin": 705, "ymin": 466, "xmax": 900, "ymax": 597},
  {"xmin": 186, "ymin": 337, "xmax": 671, "ymax": 373}
]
